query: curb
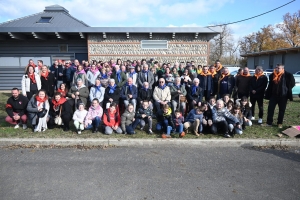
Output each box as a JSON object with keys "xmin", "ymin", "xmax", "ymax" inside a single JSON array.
[{"xmin": 0, "ymin": 138, "xmax": 299, "ymax": 147}]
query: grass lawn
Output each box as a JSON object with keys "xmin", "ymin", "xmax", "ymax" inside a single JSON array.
[{"xmin": 0, "ymin": 92, "xmax": 299, "ymax": 139}]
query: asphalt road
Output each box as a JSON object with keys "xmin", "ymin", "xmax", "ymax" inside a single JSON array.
[{"xmin": 0, "ymin": 146, "xmax": 299, "ymax": 200}]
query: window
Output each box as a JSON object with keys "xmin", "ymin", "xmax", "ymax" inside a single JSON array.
[
  {"xmin": 59, "ymin": 44, "xmax": 68, "ymax": 53},
  {"xmin": 37, "ymin": 17, "xmax": 52, "ymax": 23},
  {"xmin": 141, "ymin": 40, "xmax": 168, "ymax": 49}
]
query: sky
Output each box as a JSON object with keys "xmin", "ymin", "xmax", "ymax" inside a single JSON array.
[{"xmin": 0, "ymin": 0, "xmax": 299, "ymax": 41}]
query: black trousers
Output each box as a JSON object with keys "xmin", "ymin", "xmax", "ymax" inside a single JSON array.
[
  {"xmin": 48, "ymin": 114, "xmax": 72, "ymax": 129},
  {"xmin": 26, "ymin": 90, "xmax": 38, "ymax": 101},
  {"xmin": 267, "ymin": 96, "xmax": 288, "ymax": 125},
  {"xmin": 211, "ymin": 121, "xmax": 229, "ymax": 134},
  {"xmin": 250, "ymin": 95, "xmax": 264, "ymax": 118}
]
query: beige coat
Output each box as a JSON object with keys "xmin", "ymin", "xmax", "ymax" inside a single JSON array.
[{"xmin": 153, "ymin": 86, "xmax": 171, "ymax": 102}]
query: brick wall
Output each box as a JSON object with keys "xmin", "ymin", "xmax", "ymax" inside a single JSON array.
[{"xmin": 88, "ymin": 33, "xmax": 209, "ymax": 65}]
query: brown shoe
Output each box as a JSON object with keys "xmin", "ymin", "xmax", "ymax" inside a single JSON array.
[
  {"xmin": 195, "ymin": 132, "xmax": 200, "ymax": 137},
  {"xmin": 278, "ymin": 124, "xmax": 283, "ymax": 128},
  {"xmin": 162, "ymin": 134, "xmax": 171, "ymax": 139},
  {"xmin": 180, "ymin": 131, "xmax": 185, "ymax": 138}
]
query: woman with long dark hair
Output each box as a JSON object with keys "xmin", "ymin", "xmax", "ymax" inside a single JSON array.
[{"xmin": 22, "ymin": 65, "xmax": 41, "ymax": 100}]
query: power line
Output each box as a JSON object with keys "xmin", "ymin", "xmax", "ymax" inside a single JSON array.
[{"xmin": 205, "ymin": 0, "xmax": 296, "ymax": 28}]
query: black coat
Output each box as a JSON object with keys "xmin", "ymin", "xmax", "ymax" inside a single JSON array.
[
  {"xmin": 49, "ymin": 100, "xmax": 72, "ymax": 118},
  {"xmin": 6, "ymin": 94, "xmax": 29, "ymax": 118},
  {"xmin": 41, "ymin": 72, "xmax": 56, "ymax": 97},
  {"xmin": 249, "ymin": 75, "xmax": 268, "ymax": 98},
  {"xmin": 137, "ymin": 88, "xmax": 153, "ymax": 103},
  {"xmin": 265, "ymin": 71, "xmax": 295, "ymax": 101},
  {"xmin": 187, "ymin": 85, "xmax": 203, "ymax": 102},
  {"xmin": 103, "ymin": 86, "xmax": 121, "ymax": 105}
]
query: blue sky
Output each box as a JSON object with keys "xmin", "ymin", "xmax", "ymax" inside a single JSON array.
[{"xmin": 0, "ymin": 0, "xmax": 299, "ymax": 40}]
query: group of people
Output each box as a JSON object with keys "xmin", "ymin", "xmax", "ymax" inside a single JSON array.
[{"xmin": 5, "ymin": 58, "xmax": 295, "ymax": 138}]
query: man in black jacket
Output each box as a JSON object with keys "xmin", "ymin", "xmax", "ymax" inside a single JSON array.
[
  {"xmin": 249, "ymin": 66, "xmax": 268, "ymax": 124},
  {"xmin": 263, "ymin": 64, "xmax": 295, "ymax": 128},
  {"xmin": 5, "ymin": 88, "xmax": 29, "ymax": 129}
]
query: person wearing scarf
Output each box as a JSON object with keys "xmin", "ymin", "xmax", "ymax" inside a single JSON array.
[
  {"xmin": 121, "ymin": 78, "xmax": 138, "ymax": 111},
  {"xmin": 249, "ymin": 66, "xmax": 268, "ymax": 124},
  {"xmin": 236, "ymin": 67, "xmax": 252, "ymax": 99},
  {"xmin": 22, "ymin": 65, "xmax": 41, "ymax": 101},
  {"xmin": 137, "ymin": 64, "xmax": 154, "ymax": 89},
  {"xmin": 57, "ymin": 83, "xmax": 68, "ymax": 98},
  {"xmin": 87, "ymin": 64, "xmax": 100, "ymax": 87},
  {"xmin": 103, "ymin": 79, "xmax": 121, "ymax": 109},
  {"xmin": 48, "ymin": 92, "xmax": 72, "ymax": 131},
  {"xmin": 137, "ymin": 82, "xmax": 153, "ymax": 109},
  {"xmin": 40, "ymin": 65, "xmax": 55, "ymax": 97},
  {"xmin": 197, "ymin": 66, "xmax": 213, "ymax": 101},
  {"xmin": 263, "ymin": 64, "xmax": 295, "ymax": 128},
  {"xmin": 156, "ymin": 104, "xmax": 175, "ymax": 138},
  {"xmin": 217, "ymin": 67, "xmax": 235, "ymax": 99},
  {"xmin": 111, "ymin": 65, "xmax": 127, "ymax": 88},
  {"xmin": 26, "ymin": 89, "xmax": 49, "ymax": 132},
  {"xmin": 127, "ymin": 66, "xmax": 137, "ymax": 86},
  {"xmin": 72, "ymin": 65, "xmax": 88, "ymax": 87},
  {"xmin": 84, "ymin": 98, "xmax": 103, "ymax": 133},
  {"xmin": 89, "ymin": 78, "xmax": 105, "ymax": 107},
  {"xmin": 186, "ymin": 78, "xmax": 203, "ymax": 110},
  {"xmin": 68, "ymin": 78, "xmax": 89, "ymax": 108},
  {"xmin": 215, "ymin": 60, "xmax": 223, "ymax": 76},
  {"xmin": 153, "ymin": 78, "xmax": 171, "ymax": 112}
]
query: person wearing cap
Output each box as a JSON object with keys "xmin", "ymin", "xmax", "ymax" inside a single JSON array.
[
  {"xmin": 127, "ymin": 65, "xmax": 138, "ymax": 86},
  {"xmin": 89, "ymin": 78, "xmax": 105, "ymax": 107},
  {"xmin": 50, "ymin": 60, "xmax": 64, "ymax": 90},
  {"xmin": 137, "ymin": 64, "xmax": 155, "ymax": 89},
  {"xmin": 120, "ymin": 77, "xmax": 138, "ymax": 112}
]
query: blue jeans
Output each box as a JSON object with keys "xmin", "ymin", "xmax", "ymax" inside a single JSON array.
[
  {"xmin": 126, "ymin": 119, "xmax": 141, "ymax": 134},
  {"xmin": 175, "ymin": 123, "xmax": 183, "ymax": 134},
  {"xmin": 156, "ymin": 119, "xmax": 172, "ymax": 135},
  {"xmin": 86, "ymin": 116, "xmax": 101, "ymax": 130}
]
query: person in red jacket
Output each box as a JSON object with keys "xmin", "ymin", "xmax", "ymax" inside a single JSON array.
[{"xmin": 103, "ymin": 102, "xmax": 122, "ymax": 134}]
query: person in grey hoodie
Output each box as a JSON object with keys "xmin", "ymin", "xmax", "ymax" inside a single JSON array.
[{"xmin": 121, "ymin": 104, "xmax": 140, "ymax": 134}]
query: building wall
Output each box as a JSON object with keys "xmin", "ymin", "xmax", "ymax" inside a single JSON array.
[
  {"xmin": 258, "ymin": 55, "xmax": 269, "ymax": 69},
  {"xmin": 247, "ymin": 57, "xmax": 255, "ymax": 68},
  {"xmin": 273, "ymin": 54, "xmax": 282, "ymax": 65},
  {"xmin": 285, "ymin": 52, "xmax": 300, "ymax": 73},
  {"xmin": 88, "ymin": 33, "xmax": 209, "ymax": 65}
]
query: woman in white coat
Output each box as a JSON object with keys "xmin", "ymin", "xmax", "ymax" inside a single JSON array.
[
  {"xmin": 27, "ymin": 89, "xmax": 50, "ymax": 132},
  {"xmin": 22, "ymin": 65, "xmax": 41, "ymax": 100}
]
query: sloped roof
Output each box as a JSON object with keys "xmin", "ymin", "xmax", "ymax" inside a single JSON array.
[
  {"xmin": 0, "ymin": 5, "xmax": 89, "ymax": 28},
  {"xmin": 240, "ymin": 47, "xmax": 300, "ymax": 57}
]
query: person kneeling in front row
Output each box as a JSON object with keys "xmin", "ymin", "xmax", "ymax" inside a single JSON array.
[
  {"xmin": 121, "ymin": 104, "xmax": 140, "ymax": 134},
  {"xmin": 73, "ymin": 103, "xmax": 88, "ymax": 134},
  {"xmin": 84, "ymin": 98, "xmax": 103, "ymax": 133},
  {"xmin": 103, "ymin": 102, "xmax": 122, "ymax": 134}
]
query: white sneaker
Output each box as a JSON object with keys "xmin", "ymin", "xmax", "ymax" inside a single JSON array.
[
  {"xmin": 78, "ymin": 130, "xmax": 82, "ymax": 135},
  {"xmin": 14, "ymin": 124, "xmax": 20, "ymax": 129},
  {"xmin": 22, "ymin": 124, "xmax": 27, "ymax": 130},
  {"xmin": 258, "ymin": 118, "xmax": 263, "ymax": 124},
  {"xmin": 34, "ymin": 126, "xmax": 39, "ymax": 132},
  {"xmin": 251, "ymin": 117, "xmax": 255, "ymax": 120}
]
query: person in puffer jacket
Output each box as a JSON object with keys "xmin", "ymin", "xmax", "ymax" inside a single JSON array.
[
  {"xmin": 103, "ymin": 102, "xmax": 122, "ymax": 134},
  {"xmin": 212, "ymin": 99, "xmax": 239, "ymax": 138},
  {"xmin": 136, "ymin": 100, "xmax": 153, "ymax": 134},
  {"xmin": 84, "ymin": 98, "xmax": 103, "ymax": 133},
  {"xmin": 121, "ymin": 104, "xmax": 140, "ymax": 134},
  {"xmin": 73, "ymin": 103, "xmax": 88, "ymax": 134},
  {"xmin": 156, "ymin": 104, "xmax": 175, "ymax": 138}
]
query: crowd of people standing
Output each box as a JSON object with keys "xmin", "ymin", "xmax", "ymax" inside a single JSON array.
[{"xmin": 5, "ymin": 58, "xmax": 295, "ymax": 138}]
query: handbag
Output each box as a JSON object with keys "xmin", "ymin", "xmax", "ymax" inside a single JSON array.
[
  {"xmin": 37, "ymin": 102, "xmax": 47, "ymax": 118},
  {"xmin": 54, "ymin": 106, "xmax": 62, "ymax": 125}
]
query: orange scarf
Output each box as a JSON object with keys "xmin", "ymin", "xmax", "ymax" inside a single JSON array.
[
  {"xmin": 200, "ymin": 71, "xmax": 211, "ymax": 76},
  {"xmin": 219, "ymin": 72, "xmax": 230, "ymax": 81},
  {"xmin": 273, "ymin": 69, "xmax": 284, "ymax": 84},
  {"xmin": 254, "ymin": 72, "xmax": 264, "ymax": 80},
  {"xmin": 35, "ymin": 95, "xmax": 47, "ymax": 107},
  {"xmin": 28, "ymin": 73, "xmax": 36, "ymax": 84},
  {"xmin": 210, "ymin": 70, "xmax": 216, "ymax": 78},
  {"xmin": 241, "ymin": 72, "xmax": 250, "ymax": 77},
  {"xmin": 215, "ymin": 64, "xmax": 223, "ymax": 72},
  {"xmin": 41, "ymin": 71, "xmax": 49, "ymax": 80},
  {"xmin": 52, "ymin": 97, "xmax": 66, "ymax": 110}
]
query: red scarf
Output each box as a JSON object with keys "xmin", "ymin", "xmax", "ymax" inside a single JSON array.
[
  {"xmin": 57, "ymin": 89, "xmax": 67, "ymax": 97},
  {"xmin": 52, "ymin": 97, "xmax": 66, "ymax": 110},
  {"xmin": 35, "ymin": 95, "xmax": 47, "ymax": 107},
  {"xmin": 273, "ymin": 69, "xmax": 284, "ymax": 84},
  {"xmin": 41, "ymin": 71, "xmax": 49, "ymax": 80},
  {"xmin": 28, "ymin": 73, "xmax": 36, "ymax": 84}
]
